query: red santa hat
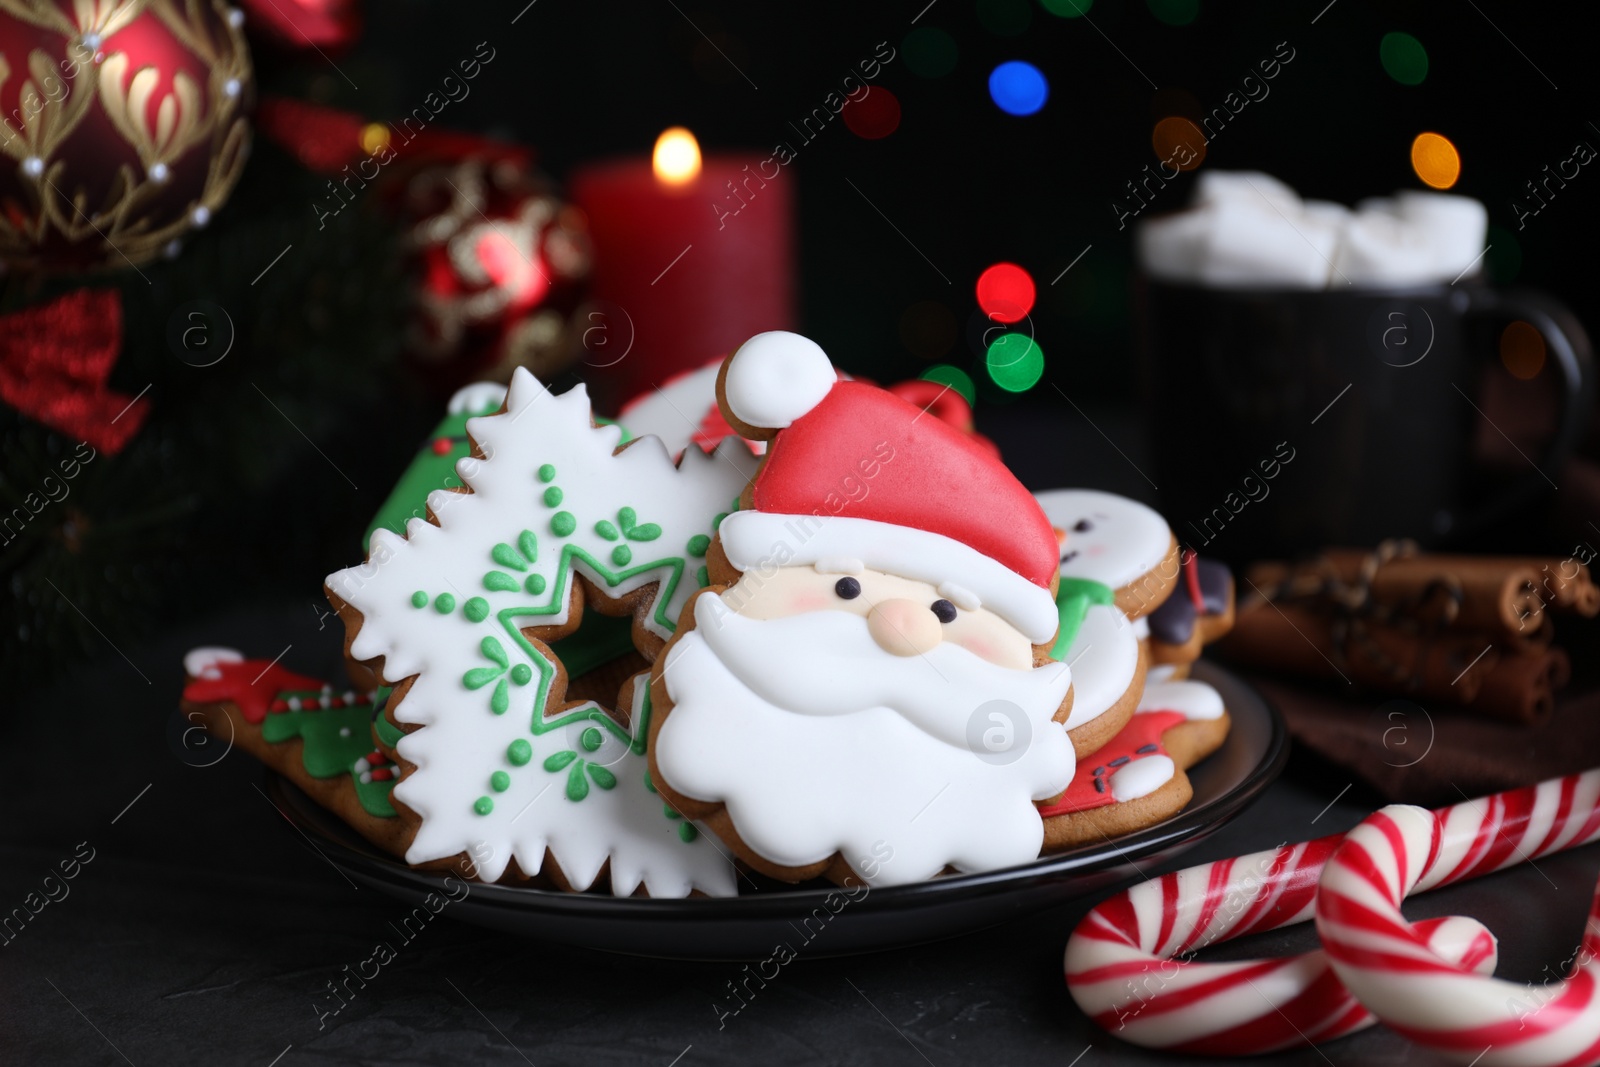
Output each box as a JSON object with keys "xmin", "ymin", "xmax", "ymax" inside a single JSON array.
[{"xmin": 716, "ymin": 332, "xmax": 1062, "ymax": 645}]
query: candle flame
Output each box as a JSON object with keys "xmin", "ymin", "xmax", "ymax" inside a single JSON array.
[{"xmin": 653, "ymin": 127, "xmax": 701, "ymax": 185}]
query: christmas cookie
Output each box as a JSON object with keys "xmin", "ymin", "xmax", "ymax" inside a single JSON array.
[
  {"xmin": 323, "ymin": 369, "xmax": 754, "ymax": 895},
  {"xmin": 1147, "ymin": 553, "xmax": 1236, "ymax": 679},
  {"xmin": 181, "ymin": 648, "xmax": 406, "ymax": 855},
  {"xmin": 616, "ymin": 359, "xmax": 761, "ymax": 461},
  {"xmin": 1035, "ymin": 489, "xmax": 1182, "ymax": 620},
  {"xmin": 1038, "ymin": 679, "xmax": 1232, "ymax": 851},
  {"xmin": 1047, "ymin": 576, "xmax": 1149, "ymax": 760},
  {"xmin": 649, "ymin": 332, "xmax": 1077, "ymax": 887}
]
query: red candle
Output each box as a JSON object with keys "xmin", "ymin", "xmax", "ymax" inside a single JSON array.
[{"xmin": 570, "ymin": 128, "xmax": 796, "ymax": 412}]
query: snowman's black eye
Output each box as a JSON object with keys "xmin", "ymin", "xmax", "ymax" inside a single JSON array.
[
  {"xmin": 931, "ymin": 599, "xmax": 957, "ymax": 623},
  {"xmin": 835, "ymin": 577, "xmax": 861, "ymax": 599},
  {"xmin": 1073, "ymin": 519, "xmax": 1093, "ymax": 533}
]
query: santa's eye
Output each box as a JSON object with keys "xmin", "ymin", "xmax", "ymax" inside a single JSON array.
[
  {"xmin": 1073, "ymin": 519, "xmax": 1093, "ymax": 533},
  {"xmin": 930, "ymin": 599, "xmax": 957, "ymax": 623},
  {"xmin": 834, "ymin": 577, "xmax": 861, "ymax": 599}
]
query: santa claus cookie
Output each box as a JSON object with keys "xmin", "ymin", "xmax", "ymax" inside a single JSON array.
[
  {"xmin": 1038, "ymin": 679, "xmax": 1231, "ymax": 850},
  {"xmin": 648, "ymin": 332, "xmax": 1077, "ymax": 887},
  {"xmin": 322, "ymin": 368, "xmax": 753, "ymax": 895}
]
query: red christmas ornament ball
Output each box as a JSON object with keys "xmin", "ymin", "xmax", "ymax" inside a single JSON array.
[
  {"xmin": 400, "ymin": 156, "xmax": 592, "ymax": 388},
  {"xmin": 0, "ymin": 0, "xmax": 252, "ymax": 273}
]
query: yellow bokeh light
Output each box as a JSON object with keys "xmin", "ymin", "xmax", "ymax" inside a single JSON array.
[
  {"xmin": 652, "ymin": 127, "xmax": 702, "ymax": 186},
  {"xmin": 1410, "ymin": 131, "xmax": 1460, "ymax": 190},
  {"xmin": 360, "ymin": 122, "xmax": 391, "ymax": 156},
  {"xmin": 1152, "ymin": 116, "xmax": 1206, "ymax": 171},
  {"xmin": 1500, "ymin": 320, "xmax": 1545, "ymax": 380}
]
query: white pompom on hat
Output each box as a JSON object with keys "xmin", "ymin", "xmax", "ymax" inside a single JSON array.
[{"xmin": 721, "ymin": 331, "xmax": 837, "ymax": 430}]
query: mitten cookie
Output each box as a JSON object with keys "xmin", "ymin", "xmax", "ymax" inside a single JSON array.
[
  {"xmin": 1039, "ymin": 680, "xmax": 1231, "ymax": 850},
  {"xmin": 649, "ymin": 332, "xmax": 1077, "ymax": 887},
  {"xmin": 1147, "ymin": 554, "xmax": 1236, "ymax": 680},
  {"xmin": 322, "ymin": 369, "xmax": 754, "ymax": 895}
]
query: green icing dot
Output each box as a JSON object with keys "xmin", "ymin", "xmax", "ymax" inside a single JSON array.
[
  {"xmin": 490, "ymin": 771, "xmax": 511, "ymax": 793},
  {"xmin": 411, "ymin": 590, "xmax": 428, "ymax": 608},
  {"xmin": 567, "ymin": 764, "xmax": 590, "ymax": 802},
  {"xmin": 543, "ymin": 486, "xmax": 564, "ymax": 507},
  {"xmin": 587, "ymin": 764, "xmax": 617, "ymax": 790},
  {"xmin": 491, "ymin": 542, "xmax": 528, "ymax": 571},
  {"xmin": 545, "ymin": 750, "xmax": 577, "ymax": 772},
  {"xmin": 434, "ymin": 593, "xmax": 456, "ymax": 614},
  {"xmin": 510, "ymin": 663, "xmax": 533, "ymax": 686},
  {"xmin": 712, "ymin": 512, "xmax": 728, "ymax": 529},
  {"xmin": 594, "ymin": 520, "xmax": 619, "ymax": 541},
  {"xmin": 579, "ymin": 726, "xmax": 604, "ymax": 752},
  {"xmin": 663, "ymin": 803, "xmax": 682, "ymax": 820},
  {"xmin": 551, "ymin": 511, "xmax": 576, "ymax": 536},
  {"xmin": 464, "ymin": 597, "xmax": 489, "ymax": 622},
  {"xmin": 507, "ymin": 739, "xmax": 533, "ymax": 765},
  {"xmin": 525, "ymin": 573, "xmax": 546, "ymax": 595},
  {"xmin": 677, "ymin": 822, "xmax": 699, "ymax": 843},
  {"xmin": 537, "ymin": 463, "xmax": 557, "ymax": 483},
  {"xmin": 686, "ymin": 534, "xmax": 710, "ymax": 557},
  {"xmin": 697, "ymin": 565, "xmax": 709, "ymax": 586},
  {"xmin": 473, "ymin": 796, "xmax": 494, "ymax": 816},
  {"xmin": 611, "ymin": 544, "xmax": 632, "ymax": 567},
  {"xmin": 644, "ymin": 770, "xmax": 658, "ymax": 793}
]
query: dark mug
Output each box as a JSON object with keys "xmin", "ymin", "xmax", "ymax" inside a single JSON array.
[{"xmin": 1138, "ymin": 277, "xmax": 1593, "ymax": 564}]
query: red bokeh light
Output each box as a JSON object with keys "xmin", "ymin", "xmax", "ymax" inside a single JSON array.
[
  {"xmin": 842, "ymin": 88, "xmax": 902, "ymax": 140},
  {"xmin": 975, "ymin": 262, "xmax": 1035, "ymax": 323}
]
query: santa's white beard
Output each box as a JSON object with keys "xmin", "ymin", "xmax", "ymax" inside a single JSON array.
[{"xmin": 655, "ymin": 599, "xmax": 1075, "ymax": 886}]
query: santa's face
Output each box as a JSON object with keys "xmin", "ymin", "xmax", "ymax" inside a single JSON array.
[
  {"xmin": 655, "ymin": 562, "xmax": 1076, "ymax": 884},
  {"xmin": 721, "ymin": 565, "xmax": 1036, "ymax": 670}
]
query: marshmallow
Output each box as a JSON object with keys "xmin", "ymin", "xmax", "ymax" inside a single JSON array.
[
  {"xmin": 1329, "ymin": 209, "xmax": 1441, "ymax": 287},
  {"xmin": 1197, "ymin": 198, "xmax": 1338, "ymax": 289},
  {"xmin": 1193, "ymin": 169, "xmax": 1301, "ymax": 215},
  {"xmin": 1393, "ymin": 190, "xmax": 1488, "ymax": 281},
  {"xmin": 1136, "ymin": 208, "xmax": 1213, "ymax": 283}
]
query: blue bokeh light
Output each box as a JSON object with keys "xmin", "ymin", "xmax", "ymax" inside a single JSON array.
[{"xmin": 988, "ymin": 60, "xmax": 1048, "ymax": 116}]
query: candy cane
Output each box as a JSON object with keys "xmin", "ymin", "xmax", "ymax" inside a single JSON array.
[
  {"xmin": 1317, "ymin": 772, "xmax": 1600, "ymax": 1067},
  {"xmin": 1066, "ymin": 769, "xmax": 1600, "ymax": 1055}
]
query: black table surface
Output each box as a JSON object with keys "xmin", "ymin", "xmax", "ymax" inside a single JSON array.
[{"xmin": 4, "ymin": 596, "xmax": 1598, "ymax": 1067}]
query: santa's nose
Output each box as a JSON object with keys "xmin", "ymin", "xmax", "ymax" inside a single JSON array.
[{"xmin": 867, "ymin": 599, "xmax": 943, "ymax": 657}]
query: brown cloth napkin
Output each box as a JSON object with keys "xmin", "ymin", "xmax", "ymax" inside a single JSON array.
[{"xmin": 1247, "ymin": 670, "xmax": 1600, "ymax": 807}]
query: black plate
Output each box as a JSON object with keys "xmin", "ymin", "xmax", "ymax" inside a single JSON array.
[{"xmin": 266, "ymin": 660, "xmax": 1286, "ymax": 959}]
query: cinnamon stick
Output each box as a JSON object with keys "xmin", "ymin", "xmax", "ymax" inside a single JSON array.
[{"xmin": 1471, "ymin": 646, "xmax": 1570, "ymax": 725}]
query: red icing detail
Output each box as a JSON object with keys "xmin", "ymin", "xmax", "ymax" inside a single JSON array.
[
  {"xmin": 182, "ymin": 660, "xmax": 330, "ymax": 725},
  {"xmin": 752, "ymin": 380, "xmax": 1057, "ymax": 590},
  {"xmin": 371, "ymin": 768, "xmax": 395, "ymax": 782},
  {"xmin": 1037, "ymin": 711, "xmax": 1185, "ymax": 818},
  {"xmin": 431, "ymin": 436, "xmax": 455, "ymax": 455},
  {"xmin": 691, "ymin": 398, "xmax": 742, "ymax": 453},
  {"xmin": 1183, "ymin": 551, "xmax": 1205, "ymax": 613}
]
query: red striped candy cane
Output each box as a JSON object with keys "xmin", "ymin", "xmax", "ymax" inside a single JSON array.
[
  {"xmin": 1066, "ymin": 768, "xmax": 1600, "ymax": 1055},
  {"xmin": 1317, "ymin": 771, "xmax": 1600, "ymax": 1067}
]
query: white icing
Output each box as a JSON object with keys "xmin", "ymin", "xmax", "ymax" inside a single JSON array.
[
  {"xmin": 720, "ymin": 511, "xmax": 1060, "ymax": 646},
  {"xmin": 447, "ymin": 381, "xmax": 508, "ymax": 416},
  {"xmin": 722, "ymin": 331, "xmax": 837, "ymax": 429},
  {"xmin": 1137, "ymin": 680, "xmax": 1225, "ymax": 721},
  {"xmin": 1132, "ymin": 616, "xmax": 1149, "ymax": 639},
  {"xmin": 184, "ymin": 646, "xmax": 243, "ymax": 680},
  {"xmin": 1147, "ymin": 663, "xmax": 1179, "ymax": 684},
  {"xmin": 1034, "ymin": 489, "xmax": 1173, "ymax": 590},
  {"xmin": 615, "ymin": 361, "xmax": 768, "ymax": 459},
  {"xmin": 656, "ymin": 597, "xmax": 1075, "ymax": 885},
  {"xmin": 324, "ymin": 369, "xmax": 754, "ymax": 895},
  {"xmin": 939, "ymin": 582, "xmax": 981, "ymax": 611},
  {"xmin": 1110, "ymin": 755, "xmax": 1176, "ymax": 802},
  {"xmin": 1059, "ymin": 604, "xmax": 1140, "ymax": 730},
  {"xmin": 814, "ymin": 557, "xmax": 864, "ymax": 575}
]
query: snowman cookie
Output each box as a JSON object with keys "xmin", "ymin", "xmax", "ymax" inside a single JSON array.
[
  {"xmin": 1038, "ymin": 679, "xmax": 1231, "ymax": 850},
  {"xmin": 318, "ymin": 368, "xmax": 756, "ymax": 895},
  {"xmin": 649, "ymin": 332, "xmax": 1078, "ymax": 887},
  {"xmin": 1038, "ymin": 489, "xmax": 1182, "ymax": 620}
]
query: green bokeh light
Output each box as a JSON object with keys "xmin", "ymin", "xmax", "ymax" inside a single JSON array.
[
  {"xmin": 984, "ymin": 334, "xmax": 1045, "ymax": 393},
  {"xmin": 977, "ymin": 0, "xmax": 1032, "ymax": 35},
  {"xmin": 903, "ymin": 27, "xmax": 958, "ymax": 79},
  {"xmin": 1380, "ymin": 31, "xmax": 1428, "ymax": 85},
  {"xmin": 1040, "ymin": 0, "xmax": 1092, "ymax": 18},
  {"xmin": 1147, "ymin": 0, "xmax": 1198, "ymax": 26},
  {"xmin": 921, "ymin": 364, "xmax": 978, "ymax": 407}
]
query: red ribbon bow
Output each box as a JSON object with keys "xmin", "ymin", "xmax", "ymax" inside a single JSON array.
[{"xmin": 0, "ymin": 289, "xmax": 148, "ymax": 454}]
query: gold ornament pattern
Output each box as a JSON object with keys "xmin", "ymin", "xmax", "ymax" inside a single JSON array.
[{"xmin": 0, "ymin": 0, "xmax": 251, "ymax": 271}]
